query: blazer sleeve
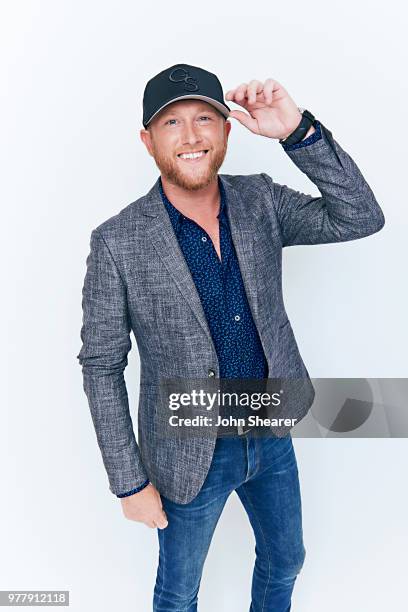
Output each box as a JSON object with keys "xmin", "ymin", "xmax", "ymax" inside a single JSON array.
[
  {"xmin": 260, "ymin": 122, "xmax": 385, "ymax": 247},
  {"xmin": 76, "ymin": 228, "xmax": 149, "ymax": 495}
]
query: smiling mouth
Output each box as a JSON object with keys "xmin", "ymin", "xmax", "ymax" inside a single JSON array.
[{"xmin": 177, "ymin": 149, "xmax": 209, "ymax": 161}]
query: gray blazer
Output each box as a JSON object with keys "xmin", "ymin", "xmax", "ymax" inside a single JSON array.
[{"xmin": 77, "ymin": 122, "xmax": 385, "ymax": 504}]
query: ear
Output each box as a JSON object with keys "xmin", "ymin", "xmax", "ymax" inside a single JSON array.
[
  {"xmin": 225, "ymin": 120, "xmax": 232, "ymax": 139},
  {"xmin": 140, "ymin": 128, "xmax": 154, "ymax": 156}
]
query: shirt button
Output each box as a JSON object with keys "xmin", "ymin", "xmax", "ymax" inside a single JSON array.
[
  {"xmin": 234, "ymin": 315, "xmax": 241, "ymax": 321},
  {"xmin": 201, "ymin": 236, "xmax": 207, "ymax": 242},
  {"xmin": 208, "ymin": 368, "xmax": 215, "ymax": 377}
]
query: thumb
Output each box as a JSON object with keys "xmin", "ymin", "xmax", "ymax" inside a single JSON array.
[
  {"xmin": 228, "ymin": 110, "xmax": 259, "ymax": 133},
  {"xmin": 155, "ymin": 510, "xmax": 168, "ymax": 529}
]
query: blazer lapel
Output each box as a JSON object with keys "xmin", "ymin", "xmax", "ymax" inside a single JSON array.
[
  {"xmin": 219, "ymin": 174, "xmax": 260, "ymax": 323},
  {"xmin": 140, "ymin": 175, "xmax": 260, "ymax": 346}
]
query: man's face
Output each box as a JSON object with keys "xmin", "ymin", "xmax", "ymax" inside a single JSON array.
[{"xmin": 140, "ymin": 99, "xmax": 231, "ymax": 191}]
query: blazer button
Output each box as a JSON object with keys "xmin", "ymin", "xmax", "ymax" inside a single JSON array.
[{"xmin": 208, "ymin": 369, "xmax": 216, "ymax": 377}]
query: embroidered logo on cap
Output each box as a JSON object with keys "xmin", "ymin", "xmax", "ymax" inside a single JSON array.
[{"xmin": 168, "ymin": 68, "xmax": 199, "ymax": 92}]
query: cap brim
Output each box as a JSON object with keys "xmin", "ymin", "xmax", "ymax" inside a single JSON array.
[{"xmin": 145, "ymin": 95, "xmax": 230, "ymax": 126}]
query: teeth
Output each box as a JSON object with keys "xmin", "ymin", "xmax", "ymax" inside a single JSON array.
[{"xmin": 179, "ymin": 150, "xmax": 206, "ymax": 159}]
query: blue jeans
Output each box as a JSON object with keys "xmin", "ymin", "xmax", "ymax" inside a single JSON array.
[{"xmin": 153, "ymin": 431, "xmax": 306, "ymax": 611}]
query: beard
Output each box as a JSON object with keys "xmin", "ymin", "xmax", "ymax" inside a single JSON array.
[{"xmin": 150, "ymin": 139, "xmax": 228, "ymax": 191}]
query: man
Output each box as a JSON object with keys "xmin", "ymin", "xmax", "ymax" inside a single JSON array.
[{"xmin": 77, "ymin": 63, "xmax": 385, "ymax": 611}]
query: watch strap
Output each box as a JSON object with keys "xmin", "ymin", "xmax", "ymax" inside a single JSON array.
[{"xmin": 279, "ymin": 109, "xmax": 315, "ymax": 146}]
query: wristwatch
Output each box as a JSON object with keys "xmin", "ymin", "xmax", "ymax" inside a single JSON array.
[{"xmin": 279, "ymin": 108, "xmax": 315, "ymax": 146}]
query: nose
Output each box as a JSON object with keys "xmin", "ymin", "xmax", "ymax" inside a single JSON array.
[{"xmin": 181, "ymin": 120, "xmax": 203, "ymax": 147}]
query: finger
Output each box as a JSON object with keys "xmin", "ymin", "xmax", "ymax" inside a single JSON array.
[
  {"xmin": 146, "ymin": 520, "xmax": 156, "ymax": 529},
  {"xmin": 263, "ymin": 78, "xmax": 276, "ymax": 105},
  {"xmin": 247, "ymin": 80, "xmax": 263, "ymax": 105},
  {"xmin": 228, "ymin": 110, "xmax": 259, "ymax": 134},
  {"xmin": 234, "ymin": 83, "xmax": 248, "ymax": 103},
  {"xmin": 155, "ymin": 511, "xmax": 169, "ymax": 529}
]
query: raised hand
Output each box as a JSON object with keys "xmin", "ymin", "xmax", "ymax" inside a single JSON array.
[{"xmin": 225, "ymin": 78, "xmax": 303, "ymax": 140}]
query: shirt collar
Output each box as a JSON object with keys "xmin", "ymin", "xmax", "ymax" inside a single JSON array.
[{"xmin": 158, "ymin": 175, "xmax": 227, "ymax": 232}]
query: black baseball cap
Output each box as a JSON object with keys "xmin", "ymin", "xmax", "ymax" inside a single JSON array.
[{"xmin": 142, "ymin": 63, "xmax": 231, "ymax": 128}]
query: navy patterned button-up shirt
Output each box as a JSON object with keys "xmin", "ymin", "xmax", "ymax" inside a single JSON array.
[
  {"xmin": 116, "ymin": 120, "xmax": 322, "ymax": 497},
  {"xmin": 159, "ymin": 174, "xmax": 269, "ymax": 380}
]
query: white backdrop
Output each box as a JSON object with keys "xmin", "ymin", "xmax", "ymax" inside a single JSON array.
[{"xmin": 1, "ymin": 1, "xmax": 407, "ymax": 610}]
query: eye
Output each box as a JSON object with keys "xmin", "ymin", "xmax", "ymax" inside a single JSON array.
[
  {"xmin": 165, "ymin": 118, "xmax": 177, "ymax": 125},
  {"xmin": 199, "ymin": 116, "xmax": 211, "ymax": 121}
]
